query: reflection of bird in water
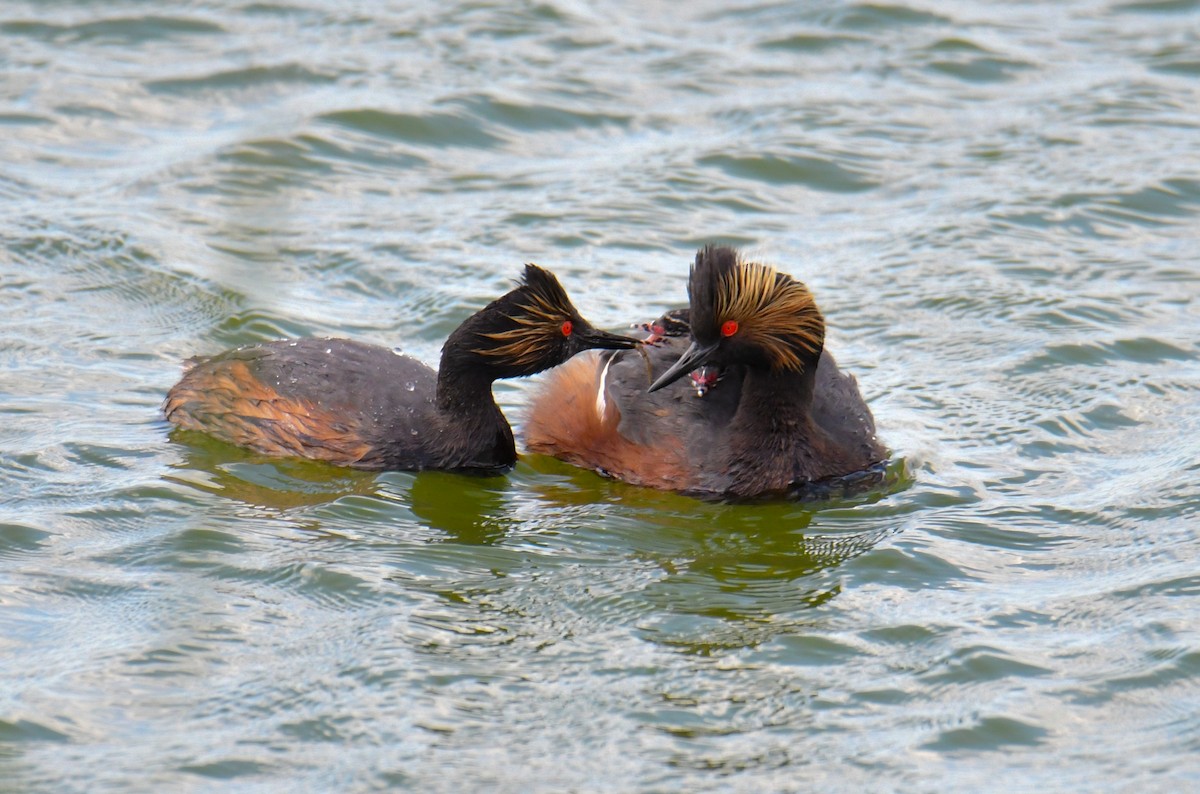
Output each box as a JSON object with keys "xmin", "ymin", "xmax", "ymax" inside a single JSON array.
[
  {"xmin": 406, "ymin": 470, "xmax": 514, "ymax": 545},
  {"xmin": 163, "ymin": 437, "xmax": 379, "ymax": 512},
  {"xmin": 643, "ymin": 515, "xmax": 895, "ymax": 623}
]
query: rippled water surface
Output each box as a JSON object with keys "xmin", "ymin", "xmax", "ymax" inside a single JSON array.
[{"xmin": 3, "ymin": 0, "xmax": 1199, "ymax": 790}]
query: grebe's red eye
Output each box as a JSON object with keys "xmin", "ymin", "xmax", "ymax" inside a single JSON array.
[
  {"xmin": 561, "ymin": 320, "xmax": 573, "ymax": 337},
  {"xmin": 721, "ymin": 320, "xmax": 739, "ymax": 337}
]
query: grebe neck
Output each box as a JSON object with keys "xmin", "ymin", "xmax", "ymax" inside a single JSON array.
[
  {"xmin": 735, "ymin": 366, "xmax": 815, "ymax": 426},
  {"xmin": 426, "ymin": 351, "xmax": 515, "ymax": 470}
]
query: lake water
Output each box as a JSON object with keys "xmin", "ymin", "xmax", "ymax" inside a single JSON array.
[{"xmin": 2, "ymin": 1, "xmax": 1198, "ymax": 790}]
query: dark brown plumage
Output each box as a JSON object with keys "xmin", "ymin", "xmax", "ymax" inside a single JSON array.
[
  {"xmin": 524, "ymin": 246, "xmax": 886, "ymax": 500},
  {"xmin": 164, "ymin": 264, "xmax": 639, "ymax": 472}
]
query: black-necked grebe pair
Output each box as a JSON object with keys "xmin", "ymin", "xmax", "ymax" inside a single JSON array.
[{"xmin": 164, "ymin": 246, "xmax": 886, "ymax": 500}]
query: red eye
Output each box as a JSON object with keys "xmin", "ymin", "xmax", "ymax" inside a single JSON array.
[
  {"xmin": 721, "ymin": 320, "xmax": 739, "ymax": 337},
  {"xmin": 561, "ymin": 320, "xmax": 573, "ymax": 337}
]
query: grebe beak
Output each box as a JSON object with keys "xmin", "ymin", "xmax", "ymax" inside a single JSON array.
[
  {"xmin": 580, "ymin": 327, "xmax": 642, "ymax": 351},
  {"xmin": 648, "ymin": 339, "xmax": 719, "ymax": 392}
]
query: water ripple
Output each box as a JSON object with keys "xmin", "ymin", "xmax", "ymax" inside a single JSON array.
[
  {"xmin": 1, "ymin": 16, "xmax": 224, "ymax": 44},
  {"xmin": 698, "ymin": 153, "xmax": 880, "ymax": 193},
  {"xmin": 145, "ymin": 63, "xmax": 339, "ymax": 94},
  {"xmin": 319, "ymin": 108, "xmax": 506, "ymax": 149}
]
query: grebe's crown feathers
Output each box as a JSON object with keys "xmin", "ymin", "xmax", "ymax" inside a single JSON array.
[
  {"xmin": 689, "ymin": 245, "xmax": 824, "ymax": 371},
  {"xmin": 469, "ymin": 263, "xmax": 638, "ymax": 370},
  {"xmin": 519, "ymin": 263, "xmax": 574, "ymax": 318}
]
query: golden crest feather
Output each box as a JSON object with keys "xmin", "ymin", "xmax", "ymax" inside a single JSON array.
[
  {"xmin": 712, "ymin": 254, "xmax": 824, "ymax": 371},
  {"xmin": 472, "ymin": 263, "xmax": 571, "ymax": 366}
]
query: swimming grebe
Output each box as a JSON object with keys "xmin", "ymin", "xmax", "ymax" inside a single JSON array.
[
  {"xmin": 523, "ymin": 246, "xmax": 886, "ymax": 499},
  {"xmin": 164, "ymin": 264, "xmax": 639, "ymax": 472}
]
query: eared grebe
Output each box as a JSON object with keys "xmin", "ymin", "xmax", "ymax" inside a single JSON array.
[
  {"xmin": 164, "ymin": 264, "xmax": 639, "ymax": 472},
  {"xmin": 523, "ymin": 246, "xmax": 886, "ymax": 499}
]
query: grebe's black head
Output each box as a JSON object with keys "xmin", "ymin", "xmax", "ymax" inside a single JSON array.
[
  {"xmin": 465, "ymin": 263, "xmax": 639, "ymax": 378},
  {"xmin": 649, "ymin": 246, "xmax": 824, "ymax": 392}
]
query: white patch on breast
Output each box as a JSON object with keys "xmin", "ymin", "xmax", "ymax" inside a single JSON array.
[{"xmin": 596, "ymin": 354, "xmax": 615, "ymax": 422}]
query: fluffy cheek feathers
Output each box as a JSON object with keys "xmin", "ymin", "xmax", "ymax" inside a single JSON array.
[
  {"xmin": 164, "ymin": 360, "xmax": 378, "ymax": 467},
  {"xmin": 523, "ymin": 353, "xmax": 689, "ymax": 491}
]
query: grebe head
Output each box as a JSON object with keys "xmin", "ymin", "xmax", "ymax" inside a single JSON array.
[
  {"xmin": 468, "ymin": 263, "xmax": 639, "ymax": 378},
  {"xmin": 649, "ymin": 246, "xmax": 825, "ymax": 392}
]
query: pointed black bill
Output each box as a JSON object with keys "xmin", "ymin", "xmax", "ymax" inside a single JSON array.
[
  {"xmin": 579, "ymin": 326, "xmax": 641, "ymax": 351},
  {"xmin": 648, "ymin": 339, "xmax": 720, "ymax": 392}
]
